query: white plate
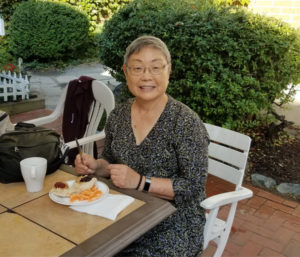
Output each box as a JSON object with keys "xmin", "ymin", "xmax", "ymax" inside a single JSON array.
[{"xmin": 49, "ymin": 180, "xmax": 109, "ymax": 206}]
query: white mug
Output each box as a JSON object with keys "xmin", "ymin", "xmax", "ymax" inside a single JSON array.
[{"xmin": 20, "ymin": 157, "xmax": 47, "ymax": 192}]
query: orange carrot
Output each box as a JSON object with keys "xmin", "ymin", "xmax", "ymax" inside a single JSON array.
[{"xmin": 70, "ymin": 186, "xmax": 103, "ymax": 203}]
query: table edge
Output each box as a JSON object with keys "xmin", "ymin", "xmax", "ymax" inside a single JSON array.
[{"xmin": 60, "ymin": 165, "xmax": 176, "ymax": 257}]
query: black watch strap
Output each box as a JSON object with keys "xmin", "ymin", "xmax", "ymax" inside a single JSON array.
[{"xmin": 143, "ymin": 176, "xmax": 151, "ymax": 192}]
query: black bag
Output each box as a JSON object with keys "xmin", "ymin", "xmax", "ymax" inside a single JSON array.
[{"xmin": 0, "ymin": 122, "xmax": 68, "ymax": 183}]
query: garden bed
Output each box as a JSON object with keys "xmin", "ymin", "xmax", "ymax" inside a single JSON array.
[
  {"xmin": 247, "ymin": 125, "xmax": 300, "ymax": 200},
  {"xmin": 0, "ymin": 93, "xmax": 45, "ymax": 115}
]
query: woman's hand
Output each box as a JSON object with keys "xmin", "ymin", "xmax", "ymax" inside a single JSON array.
[
  {"xmin": 108, "ymin": 164, "xmax": 140, "ymax": 189},
  {"xmin": 74, "ymin": 153, "xmax": 98, "ymax": 175}
]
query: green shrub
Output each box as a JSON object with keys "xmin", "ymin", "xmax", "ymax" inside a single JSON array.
[
  {"xmin": 214, "ymin": 0, "xmax": 250, "ymax": 7},
  {"xmin": 0, "ymin": 0, "xmax": 28, "ymax": 21},
  {"xmin": 0, "ymin": 36, "xmax": 16, "ymax": 70},
  {"xmin": 7, "ymin": 1, "xmax": 90, "ymax": 62},
  {"xmin": 46, "ymin": 0, "xmax": 132, "ymax": 31},
  {"xmin": 98, "ymin": 0, "xmax": 300, "ymax": 130}
]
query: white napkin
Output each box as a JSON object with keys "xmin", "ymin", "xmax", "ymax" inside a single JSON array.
[{"xmin": 70, "ymin": 194, "xmax": 134, "ymax": 220}]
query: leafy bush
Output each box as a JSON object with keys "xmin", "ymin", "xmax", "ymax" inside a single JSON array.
[
  {"xmin": 7, "ymin": 1, "xmax": 90, "ymax": 62},
  {"xmin": 98, "ymin": 0, "xmax": 300, "ymax": 130},
  {"xmin": 0, "ymin": 36, "xmax": 15, "ymax": 70},
  {"xmin": 214, "ymin": 0, "xmax": 250, "ymax": 7},
  {"xmin": 46, "ymin": 0, "xmax": 132, "ymax": 31},
  {"xmin": 0, "ymin": 0, "xmax": 28, "ymax": 21}
]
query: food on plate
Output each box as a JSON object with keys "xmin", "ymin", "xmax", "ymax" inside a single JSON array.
[
  {"xmin": 50, "ymin": 175, "xmax": 103, "ymax": 202},
  {"xmin": 50, "ymin": 181, "xmax": 72, "ymax": 197},
  {"xmin": 70, "ymin": 175, "xmax": 98, "ymax": 193},
  {"xmin": 70, "ymin": 185, "xmax": 103, "ymax": 203}
]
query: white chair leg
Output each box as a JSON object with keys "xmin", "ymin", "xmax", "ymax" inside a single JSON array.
[{"xmin": 213, "ymin": 203, "xmax": 238, "ymax": 257}]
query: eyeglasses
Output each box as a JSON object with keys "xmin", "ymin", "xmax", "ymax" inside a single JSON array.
[{"xmin": 126, "ymin": 64, "xmax": 168, "ymax": 76}]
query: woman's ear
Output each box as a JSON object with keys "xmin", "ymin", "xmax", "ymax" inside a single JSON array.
[
  {"xmin": 122, "ymin": 64, "xmax": 127, "ymax": 74},
  {"xmin": 168, "ymin": 63, "xmax": 172, "ymax": 74}
]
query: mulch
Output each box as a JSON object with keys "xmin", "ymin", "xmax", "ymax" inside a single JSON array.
[{"xmin": 247, "ymin": 125, "xmax": 300, "ymax": 188}]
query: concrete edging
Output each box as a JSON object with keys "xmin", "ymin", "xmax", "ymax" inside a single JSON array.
[{"xmin": 0, "ymin": 95, "xmax": 45, "ymax": 115}]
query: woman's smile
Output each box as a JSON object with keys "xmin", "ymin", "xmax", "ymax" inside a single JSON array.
[{"xmin": 139, "ymin": 84, "xmax": 156, "ymax": 90}]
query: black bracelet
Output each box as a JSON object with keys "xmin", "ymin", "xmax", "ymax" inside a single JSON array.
[{"xmin": 136, "ymin": 174, "xmax": 143, "ymax": 190}]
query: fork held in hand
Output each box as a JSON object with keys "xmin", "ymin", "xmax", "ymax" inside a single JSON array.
[{"xmin": 75, "ymin": 138, "xmax": 83, "ymax": 162}]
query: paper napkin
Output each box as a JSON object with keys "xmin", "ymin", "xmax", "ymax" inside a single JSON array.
[{"xmin": 70, "ymin": 194, "xmax": 134, "ymax": 220}]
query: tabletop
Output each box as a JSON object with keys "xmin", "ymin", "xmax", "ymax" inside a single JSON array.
[{"xmin": 0, "ymin": 166, "xmax": 176, "ymax": 257}]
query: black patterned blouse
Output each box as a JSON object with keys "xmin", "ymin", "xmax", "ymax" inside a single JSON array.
[{"xmin": 102, "ymin": 95, "xmax": 209, "ymax": 257}]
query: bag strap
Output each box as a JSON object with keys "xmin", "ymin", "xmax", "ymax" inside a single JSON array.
[
  {"xmin": 0, "ymin": 112, "xmax": 8, "ymax": 122},
  {"xmin": 15, "ymin": 122, "xmax": 36, "ymax": 129}
]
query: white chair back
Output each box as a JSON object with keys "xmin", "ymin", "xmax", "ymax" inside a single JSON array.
[
  {"xmin": 81, "ymin": 80, "xmax": 115, "ymax": 154},
  {"xmin": 26, "ymin": 80, "xmax": 115, "ymax": 157},
  {"xmin": 201, "ymin": 123, "xmax": 253, "ymax": 257},
  {"xmin": 205, "ymin": 123, "xmax": 251, "ymax": 188}
]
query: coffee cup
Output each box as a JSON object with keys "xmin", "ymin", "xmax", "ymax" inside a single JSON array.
[{"xmin": 20, "ymin": 157, "xmax": 47, "ymax": 192}]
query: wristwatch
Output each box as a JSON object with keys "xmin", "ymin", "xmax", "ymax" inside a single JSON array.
[{"xmin": 143, "ymin": 176, "xmax": 151, "ymax": 192}]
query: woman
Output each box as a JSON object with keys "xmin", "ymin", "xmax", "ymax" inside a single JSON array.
[{"xmin": 75, "ymin": 35, "xmax": 209, "ymax": 257}]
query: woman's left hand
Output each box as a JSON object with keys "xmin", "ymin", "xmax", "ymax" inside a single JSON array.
[{"xmin": 108, "ymin": 164, "xmax": 140, "ymax": 189}]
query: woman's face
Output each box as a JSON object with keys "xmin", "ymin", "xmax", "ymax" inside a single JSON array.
[{"xmin": 123, "ymin": 46, "xmax": 171, "ymax": 102}]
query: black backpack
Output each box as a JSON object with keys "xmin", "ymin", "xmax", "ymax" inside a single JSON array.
[{"xmin": 0, "ymin": 122, "xmax": 68, "ymax": 183}]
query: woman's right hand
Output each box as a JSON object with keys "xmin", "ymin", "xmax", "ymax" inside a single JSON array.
[{"xmin": 74, "ymin": 153, "xmax": 98, "ymax": 175}]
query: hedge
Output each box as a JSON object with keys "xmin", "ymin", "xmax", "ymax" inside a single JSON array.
[
  {"xmin": 7, "ymin": 1, "xmax": 90, "ymax": 61},
  {"xmin": 44, "ymin": 0, "xmax": 132, "ymax": 31},
  {"xmin": 98, "ymin": 0, "xmax": 300, "ymax": 130}
]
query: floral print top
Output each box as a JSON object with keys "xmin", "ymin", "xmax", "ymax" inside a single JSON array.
[{"xmin": 102, "ymin": 95, "xmax": 209, "ymax": 257}]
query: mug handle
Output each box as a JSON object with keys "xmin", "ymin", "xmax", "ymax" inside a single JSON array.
[{"xmin": 31, "ymin": 167, "xmax": 36, "ymax": 179}]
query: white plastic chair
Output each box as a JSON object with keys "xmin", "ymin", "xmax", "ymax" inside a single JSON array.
[
  {"xmin": 201, "ymin": 123, "xmax": 253, "ymax": 257},
  {"xmin": 26, "ymin": 80, "xmax": 115, "ymax": 156}
]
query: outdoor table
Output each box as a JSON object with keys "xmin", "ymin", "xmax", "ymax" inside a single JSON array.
[{"xmin": 0, "ymin": 166, "xmax": 176, "ymax": 257}]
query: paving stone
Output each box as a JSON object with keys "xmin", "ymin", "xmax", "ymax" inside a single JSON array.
[
  {"xmin": 250, "ymin": 234, "xmax": 284, "ymax": 253},
  {"xmin": 257, "ymin": 190, "xmax": 284, "ymax": 203},
  {"xmin": 282, "ymin": 240, "xmax": 300, "ymax": 257},
  {"xmin": 239, "ymin": 241, "xmax": 263, "ymax": 256},
  {"xmin": 258, "ymin": 248, "xmax": 286, "ymax": 257},
  {"xmin": 254, "ymin": 205, "xmax": 275, "ymax": 219},
  {"xmin": 265, "ymin": 200, "xmax": 294, "ymax": 214},
  {"xmin": 247, "ymin": 195, "xmax": 266, "ymax": 209}
]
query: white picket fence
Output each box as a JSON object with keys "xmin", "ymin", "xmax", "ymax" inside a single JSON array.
[
  {"xmin": 0, "ymin": 15, "xmax": 4, "ymax": 36},
  {"xmin": 0, "ymin": 70, "xmax": 30, "ymax": 102}
]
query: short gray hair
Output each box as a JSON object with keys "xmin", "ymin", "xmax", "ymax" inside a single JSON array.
[{"xmin": 124, "ymin": 35, "xmax": 171, "ymax": 65}]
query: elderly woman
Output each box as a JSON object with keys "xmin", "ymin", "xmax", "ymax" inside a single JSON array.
[{"xmin": 75, "ymin": 35, "xmax": 209, "ymax": 257}]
